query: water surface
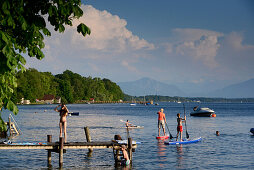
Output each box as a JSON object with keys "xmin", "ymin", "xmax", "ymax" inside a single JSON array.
[{"xmin": 1, "ymin": 102, "xmax": 253, "ymax": 169}]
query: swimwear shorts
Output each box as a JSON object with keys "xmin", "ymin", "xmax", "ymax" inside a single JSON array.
[
  {"xmin": 177, "ymin": 126, "xmax": 183, "ymax": 132},
  {"xmin": 126, "ymin": 159, "xmax": 130, "ymax": 166},
  {"xmin": 121, "ymin": 159, "xmax": 130, "ymax": 166},
  {"xmin": 158, "ymin": 120, "xmax": 165, "ymax": 129}
]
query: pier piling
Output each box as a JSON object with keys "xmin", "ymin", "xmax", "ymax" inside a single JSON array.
[
  {"xmin": 47, "ymin": 135, "xmax": 52, "ymax": 166},
  {"xmin": 84, "ymin": 126, "xmax": 93, "ymax": 152},
  {"xmin": 0, "ymin": 131, "xmax": 138, "ymax": 168},
  {"xmin": 59, "ymin": 137, "xmax": 64, "ymax": 168},
  {"xmin": 128, "ymin": 137, "xmax": 133, "ymax": 162}
]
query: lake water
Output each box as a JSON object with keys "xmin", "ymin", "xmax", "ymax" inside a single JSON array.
[{"xmin": 0, "ymin": 102, "xmax": 254, "ymax": 169}]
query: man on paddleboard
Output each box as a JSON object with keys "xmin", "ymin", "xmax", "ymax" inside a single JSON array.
[
  {"xmin": 125, "ymin": 120, "xmax": 135, "ymax": 127},
  {"xmin": 157, "ymin": 108, "xmax": 166, "ymax": 136},
  {"xmin": 176, "ymin": 113, "xmax": 186, "ymax": 142}
]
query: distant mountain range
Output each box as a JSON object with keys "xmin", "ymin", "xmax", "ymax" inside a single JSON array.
[
  {"xmin": 118, "ymin": 77, "xmax": 254, "ymax": 98},
  {"xmin": 117, "ymin": 77, "xmax": 186, "ymax": 97},
  {"xmin": 209, "ymin": 78, "xmax": 254, "ymax": 98}
]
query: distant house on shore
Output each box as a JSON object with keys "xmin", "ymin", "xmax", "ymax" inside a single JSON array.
[
  {"xmin": 20, "ymin": 98, "xmax": 30, "ymax": 105},
  {"xmin": 55, "ymin": 96, "xmax": 61, "ymax": 104},
  {"xmin": 41, "ymin": 95, "xmax": 61, "ymax": 104}
]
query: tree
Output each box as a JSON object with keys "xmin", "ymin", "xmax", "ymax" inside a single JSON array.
[{"xmin": 0, "ymin": 0, "xmax": 90, "ymax": 130}]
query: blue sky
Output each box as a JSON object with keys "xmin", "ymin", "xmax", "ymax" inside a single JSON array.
[{"xmin": 26, "ymin": 0, "xmax": 254, "ymax": 94}]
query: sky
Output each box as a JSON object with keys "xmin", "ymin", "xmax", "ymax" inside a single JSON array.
[{"xmin": 26, "ymin": 0, "xmax": 254, "ymax": 94}]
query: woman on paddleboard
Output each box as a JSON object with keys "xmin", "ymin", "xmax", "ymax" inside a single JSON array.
[{"xmin": 157, "ymin": 108, "xmax": 166, "ymax": 136}]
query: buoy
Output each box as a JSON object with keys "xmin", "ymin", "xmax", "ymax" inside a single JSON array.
[
  {"xmin": 212, "ymin": 114, "xmax": 216, "ymax": 117},
  {"xmin": 216, "ymin": 131, "xmax": 220, "ymax": 136}
]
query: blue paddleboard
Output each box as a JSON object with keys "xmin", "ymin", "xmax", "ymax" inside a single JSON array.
[
  {"xmin": 8, "ymin": 142, "xmax": 47, "ymax": 145},
  {"xmin": 164, "ymin": 137, "xmax": 202, "ymax": 145}
]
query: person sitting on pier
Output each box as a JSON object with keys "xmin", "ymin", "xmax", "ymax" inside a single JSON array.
[
  {"xmin": 120, "ymin": 145, "xmax": 130, "ymax": 166},
  {"xmin": 54, "ymin": 104, "xmax": 69, "ymax": 143}
]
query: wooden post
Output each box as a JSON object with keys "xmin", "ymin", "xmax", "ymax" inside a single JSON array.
[
  {"xmin": 59, "ymin": 137, "xmax": 64, "ymax": 168},
  {"xmin": 47, "ymin": 135, "xmax": 52, "ymax": 167},
  {"xmin": 8, "ymin": 116, "xmax": 12, "ymax": 136},
  {"xmin": 128, "ymin": 137, "xmax": 132, "ymax": 162},
  {"xmin": 84, "ymin": 127, "xmax": 93, "ymax": 152}
]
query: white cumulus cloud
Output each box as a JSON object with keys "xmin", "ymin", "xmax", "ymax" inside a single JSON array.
[
  {"xmin": 165, "ymin": 28, "xmax": 223, "ymax": 68},
  {"xmin": 70, "ymin": 5, "xmax": 155, "ymax": 52}
]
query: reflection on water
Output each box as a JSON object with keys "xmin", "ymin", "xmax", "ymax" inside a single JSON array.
[
  {"xmin": 157, "ymin": 140, "xmax": 167, "ymax": 168},
  {"xmin": 176, "ymin": 145, "xmax": 183, "ymax": 169}
]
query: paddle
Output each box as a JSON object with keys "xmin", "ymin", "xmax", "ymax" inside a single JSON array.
[
  {"xmin": 183, "ymin": 104, "xmax": 189, "ymax": 139},
  {"xmin": 164, "ymin": 117, "xmax": 174, "ymax": 139}
]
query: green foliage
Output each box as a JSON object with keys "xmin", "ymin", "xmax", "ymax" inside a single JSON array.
[
  {"xmin": 0, "ymin": 0, "xmax": 90, "ymax": 130},
  {"xmin": 13, "ymin": 69, "xmax": 125, "ymax": 104},
  {"xmin": 14, "ymin": 68, "xmax": 57, "ymax": 102}
]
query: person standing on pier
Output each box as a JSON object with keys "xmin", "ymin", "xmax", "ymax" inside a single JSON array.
[
  {"xmin": 157, "ymin": 108, "xmax": 166, "ymax": 136},
  {"xmin": 54, "ymin": 104, "xmax": 69, "ymax": 143}
]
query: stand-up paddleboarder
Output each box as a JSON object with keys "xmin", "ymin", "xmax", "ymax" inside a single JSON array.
[{"xmin": 157, "ymin": 108, "xmax": 166, "ymax": 136}]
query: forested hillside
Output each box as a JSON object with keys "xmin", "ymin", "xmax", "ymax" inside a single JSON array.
[{"xmin": 12, "ymin": 69, "xmax": 124, "ymax": 103}]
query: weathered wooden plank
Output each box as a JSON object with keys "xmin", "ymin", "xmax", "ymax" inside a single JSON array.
[
  {"xmin": 0, "ymin": 145, "xmax": 54, "ymax": 149},
  {"xmin": 0, "ymin": 142, "xmax": 137, "ymax": 150}
]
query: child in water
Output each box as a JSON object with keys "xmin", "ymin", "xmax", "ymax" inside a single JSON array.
[
  {"xmin": 120, "ymin": 145, "xmax": 130, "ymax": 166},
  {"xmin": 176, "ymin": 113, "xmax": 186, "ymax": 142}
]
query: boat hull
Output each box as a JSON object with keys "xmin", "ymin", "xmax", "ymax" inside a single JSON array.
[
  {"xmin": 190, "ymin": 112, "xmax": 213, "ymax": 117},
  {"xmin": 190, "ymin": 107, "xmax": 215, "ymax": 117},
  {"xmin": 68, "ymin": 112, "xmax": 79, "ymax": 116},
  {"xmin": 250, "ymin": 128, "xmax": 254, "ymax": 135}
]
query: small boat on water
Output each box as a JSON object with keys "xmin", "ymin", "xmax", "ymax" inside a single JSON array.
[
  {"xmin": 121, "ymin": 126, "xmax": 144, "ymax": 129},
  {"xmin": 190, "ymin": 106, "xmax": 215, "ymax": 117},
  {"xmin": 68, "ymin": 112, "xmax": 79, "ymax": 116},
  {"xmin": 250, "ymin": 128, "xmax": 254, "ymax": 135}
]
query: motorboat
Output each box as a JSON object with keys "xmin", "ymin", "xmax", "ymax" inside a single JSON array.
[
  {"xmin": 68, "ymin": 112, "xmax": 79, "ymax": 116},
  {"xmin": 250, "ymin": 128, "xmax": 254, "ymax": 135},
  {"xmin": 190, "ymin": 106, "xmax": 215, "ymax": 117}
]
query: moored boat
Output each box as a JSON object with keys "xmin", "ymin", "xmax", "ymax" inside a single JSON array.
[
  {"xmin": 68, "ymin": 112, "xmax": 79, "ymax": 116},
  {"xmin": 190, "ymin": 106, "xmax": 215, "ymax": 117},
  {"xmin": 250, "ymin": 128, "xmax": 254, "ymax": 135}
]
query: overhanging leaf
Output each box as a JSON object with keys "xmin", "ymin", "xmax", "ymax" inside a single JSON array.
[{"xmin": 77, "ymin": 23, "xmax": 91, "ymax": 37}]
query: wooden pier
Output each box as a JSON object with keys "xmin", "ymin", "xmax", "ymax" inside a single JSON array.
[{"xmin": 0, "ymin": 127, "xmax": 137, "ymax": 168}]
